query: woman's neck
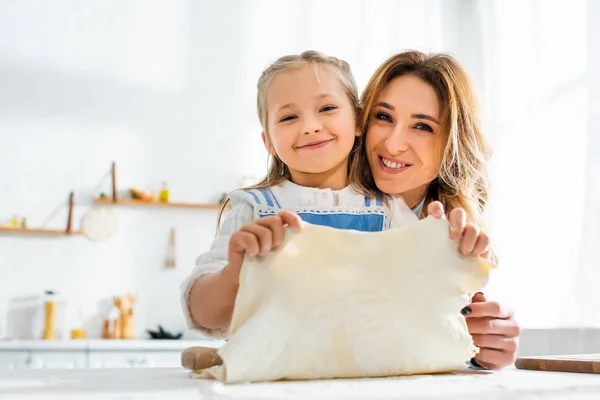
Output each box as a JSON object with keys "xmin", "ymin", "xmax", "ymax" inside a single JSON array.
[
  {"xmin": 288, "ymin": 160, "xmax": 348, "ymax": 190},
  {"xmin": 400, "ymin": 185, "xmax": 428, "ymax": 209}
]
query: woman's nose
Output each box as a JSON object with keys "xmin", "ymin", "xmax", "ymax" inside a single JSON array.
[{"xmin": 383, "ymin": 123, "xmax": 409, "ymax": 154}]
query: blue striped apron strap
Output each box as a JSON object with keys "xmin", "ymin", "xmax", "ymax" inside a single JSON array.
[
  {"xmin": 364, "ymin": 196, "xmax": 371, "ymax": 207},
  {"xmin": 257, "ymin": 189, "xmax": 275, "ymax": 207},
  {"xmin": 246, "ymin": 189, "xmax": 262, "ymax": 205},
  {"xmin": 267, "ymin": 188, "xmax": 282, "ymax": 209},
  {"xmin": 375, "ymin": 198, "xmax": 383, "ymax": 207}
]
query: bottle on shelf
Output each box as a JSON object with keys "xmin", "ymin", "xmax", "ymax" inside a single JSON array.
[
  {"xmin": 159, "ymin": 181, "xmax": 169, "ymax": 203},
  {"xmin": 43, "ymin": 290, "xmax": 57, "ymax": 340}
]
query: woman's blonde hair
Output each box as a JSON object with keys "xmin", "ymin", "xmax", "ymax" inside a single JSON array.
[
  {"xmin": 216, "ymin": 50, "xmax": 361, "ymax": 233},
  {"xmin": 350, "ymin": 50, "xmax": 491, "ymax": 230}
]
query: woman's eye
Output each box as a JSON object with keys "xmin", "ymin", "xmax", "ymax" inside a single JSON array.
[
  {"xmin": 414, "ymin": 122, "xmax": 433, "ymax": 133},
  {"xmin": 280, "ymin": 115, "xmax": 297, "ymax": 122},
  {"xmin": 320, "ymin": 105, "xmax": 338, "ymax": 112},
  {"xmin": 374, "ymin": 112, "xmax": 393, "ymax": 123}
]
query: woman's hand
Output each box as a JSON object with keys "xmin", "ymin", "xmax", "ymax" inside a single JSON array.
[
  {"xmin": 222, "ymin": 211, "xmax": 303, "ymax": 284},
  {"xmin": 462, "ymin": 293, "xmax": 521, "ymax": 370},
  {"xmin": 427, "ymin": 201, "xmax": 491, "ymax": 260}
]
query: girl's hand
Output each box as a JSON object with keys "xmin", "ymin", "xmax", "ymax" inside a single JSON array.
[
  {"xmin": 427, "ymin": 201, "xmax": 491, "ymax": 260},
  {"xmin": 223, "ymin": 211, "xmax": 302, "ymax": 284},
  {"xmin": 462, "ymin": 293, "xmax": 521, "ymax": 370}
]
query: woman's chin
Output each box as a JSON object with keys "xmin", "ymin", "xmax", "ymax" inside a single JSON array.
[{"xmin": 374, "ymin": 179, "xmax": 405, "ymax": 196}]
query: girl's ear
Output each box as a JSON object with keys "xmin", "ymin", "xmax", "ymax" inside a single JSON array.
[{"xmin": 262, "ymin": 132, "xmax": 278, "ymax": 156}]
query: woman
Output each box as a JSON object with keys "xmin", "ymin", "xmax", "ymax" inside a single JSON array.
[{"xmin": 351, "ymin": 51, "xmax": 520, "ymax": 370}]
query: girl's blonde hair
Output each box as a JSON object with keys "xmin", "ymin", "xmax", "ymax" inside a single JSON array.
[
  {"xmin": 350, "ymin": 50, "xmax": 491, "ymax": 231},
  {"xmin": 216, "ymin": 50, "xmax": 361, "ymax": 233}
]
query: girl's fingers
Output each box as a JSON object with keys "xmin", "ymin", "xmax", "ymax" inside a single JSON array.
[
  {"xmin": 240, "ymin": 224, "xmax": 273, "ymax": 255},
  {"xmin": 255, "ymin": 217, "xmax": 286, "ymax": 248},
  {"xmin": 449, "ymin": 208, "xmax": 467, "ymax": 240},
  {"xmin": 278, "ymin": 210, "xmax": 303, "ymax": 231},
  {"xmin": 227, "ymin": 231, "xmax": 260, "ymax": 275}
]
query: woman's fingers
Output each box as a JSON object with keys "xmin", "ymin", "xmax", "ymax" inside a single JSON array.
[
  {"xmin": 472, "ymin": 231, "xmax": 490, "ymax": 258},
  {"xmin": 427, "ymin": 201, "xmax": 446, "ymax": 219},
  {"xmin": 448, "ymin": 208, "xmax": 467, "ymax": 241},
  {"xmin": 471, "ymin": 334, "xmax": 519, "ymax": 353},
  {"xmin": 474, "ymin": 348, "xmax": 517, "ymax": 370},
  {"xmin": 467, "ymin": 317, "xmax": 521, "ymax": 337},
  {"xmin": 459, "ymin": 224, "xmax": 479, "ymax": 255}
]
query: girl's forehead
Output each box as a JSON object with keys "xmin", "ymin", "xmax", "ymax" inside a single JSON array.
[{"xmin": 267, "ymin": 64, "xmax": 346, "ymax": 107}]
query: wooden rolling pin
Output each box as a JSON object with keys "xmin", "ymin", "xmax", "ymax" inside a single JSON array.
[
  {"xmin": 181, "ymin": 346, "xmax": 222, "ymax": 370},
  {"xmin": 181, "ymin": 293, "xmax": 487, "ymax": 371}
]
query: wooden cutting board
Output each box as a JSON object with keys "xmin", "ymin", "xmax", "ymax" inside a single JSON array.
[{"xmin": 515, "ymin": 354, "xmax": 600, "ymax": 374}]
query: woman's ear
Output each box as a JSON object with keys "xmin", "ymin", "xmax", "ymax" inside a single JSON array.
[{"xmin": 262, "ymin": 132, "xmax": 278, "ymax": 156}]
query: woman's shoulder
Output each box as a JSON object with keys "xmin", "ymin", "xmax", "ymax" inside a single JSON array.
[{"xmin": 386, "ymin": 195, "xmax": 420, "ymax": 228}]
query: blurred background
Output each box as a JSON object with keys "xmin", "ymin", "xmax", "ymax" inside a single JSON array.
[{"xmin": 0, "ymin": 0, "xmax": 598, "ymax": 368}]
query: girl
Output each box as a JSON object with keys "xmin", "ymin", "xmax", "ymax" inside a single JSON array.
[
  {"xmin": 180, "ymin": 51, "xmax": 418, "ymax": 338},
  {"xmin": 350, "ymin": 50, "xmax": 520, "ymax": 370}
]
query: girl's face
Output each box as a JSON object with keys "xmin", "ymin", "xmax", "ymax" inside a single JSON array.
[
  {"xmin": 264, "ymin": 64, "xmax": 359, "ymax": 189},
  {"xmin": 366, "ymin": 74, "xmax": 445, "ymax": 207}
]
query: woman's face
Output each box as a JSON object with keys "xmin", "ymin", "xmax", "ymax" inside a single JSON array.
[{"xmin": 365, "ymin": 74, "xmax": 445, "ymax": 207}]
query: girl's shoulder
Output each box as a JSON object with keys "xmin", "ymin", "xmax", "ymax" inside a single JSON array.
[{"xmin": 227, "ymin": 188, "xmax": 274, "ymax": 208}]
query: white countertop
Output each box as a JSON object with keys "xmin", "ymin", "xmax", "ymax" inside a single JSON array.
[
  {"xmin": 0, "ymin": 367, "xmax": 599, "ymax": 399},
  {"xmin": 0, "ymin": 339, "xmax": 224, "ymax": 351}
]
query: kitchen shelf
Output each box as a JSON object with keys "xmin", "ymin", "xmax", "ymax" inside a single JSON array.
[
  {"xmin": 0, "ymin": 192, "xmax": 81, "ymax": 237},
  {"xmin": 0, "ymin": 227, "xmax": 82, "ymax": 236},
  {"xmin": 93, "ymin": 198, "xmax": 221, "ymax": 210},
  {"xmin": 96, "ymin": 162, "xmax": 222, "ymax": 211}
]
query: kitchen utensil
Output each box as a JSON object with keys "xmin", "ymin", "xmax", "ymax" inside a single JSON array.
[
  {"xmin": 181, "ymin": 346, "xmax": 222, "ymax": 371},
  {"xmin": 80, "ymin": 207, "xmax": 118, "ymax": 242},
  {"xmin": 166, "ymin": 228, "xmax": 176, "ymax": 268}
]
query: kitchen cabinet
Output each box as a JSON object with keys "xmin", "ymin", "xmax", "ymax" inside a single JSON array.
[
  {"xmin": 0, "ymin": 351, "xmax": 29, "ymax": 370},
  {"xmin": 29, "ymin": 351, "xmax": 87, "ymax": 369},
  {"xmin": 0, "ymin": 339, "xmax": 223, "ymax": 370},
  {"xmin": 88, "ymin": 351, "xmax": 150, "ymax": 369}
]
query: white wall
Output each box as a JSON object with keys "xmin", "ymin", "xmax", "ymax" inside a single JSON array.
[
  {"xmin": 0, "ymin": 0, "xmax": 468, "ymax": 339},
  {"xmin": 468, "ymin": 0, "xmax": 600, "ymax": 329}
]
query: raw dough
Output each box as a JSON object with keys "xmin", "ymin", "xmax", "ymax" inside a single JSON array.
[{"xmin": 193, "ymin": 216, "xmax": 494, "ymax": 383}]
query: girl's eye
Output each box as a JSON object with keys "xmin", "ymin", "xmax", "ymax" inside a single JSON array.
[
  {"xmin": 280, "ymin": 115, "xmax": 297, "ymax": 122},
  {"xmin": 374, "ymin": 112, "xmax": 393, "ymax": 123},
  {"xmin": 320, "ymin": 105, "xmax": 338, "ymax": 112},
  {"xmin": 414, "ymin": 122, "xmax": 433, "ymax": 133}
]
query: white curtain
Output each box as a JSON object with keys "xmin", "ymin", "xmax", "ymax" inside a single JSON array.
[{"xmin": 472, "ymin": 0, "xmax": 599, "ymax": 328}]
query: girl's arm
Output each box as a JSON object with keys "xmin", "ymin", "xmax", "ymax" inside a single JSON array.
[{"xmin": 180, "ymin": 191, "xmax": 255, "ymax": 338}]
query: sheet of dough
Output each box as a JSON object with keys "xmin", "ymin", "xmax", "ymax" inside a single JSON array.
[{"xmin": 193, "ymin": 216, "xmax": 494, "ymax": 383}]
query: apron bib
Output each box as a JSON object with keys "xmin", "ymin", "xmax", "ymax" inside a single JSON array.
[{"xmin": 246, "ymin": 188, "xmax": 387, "ymax": 232}]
